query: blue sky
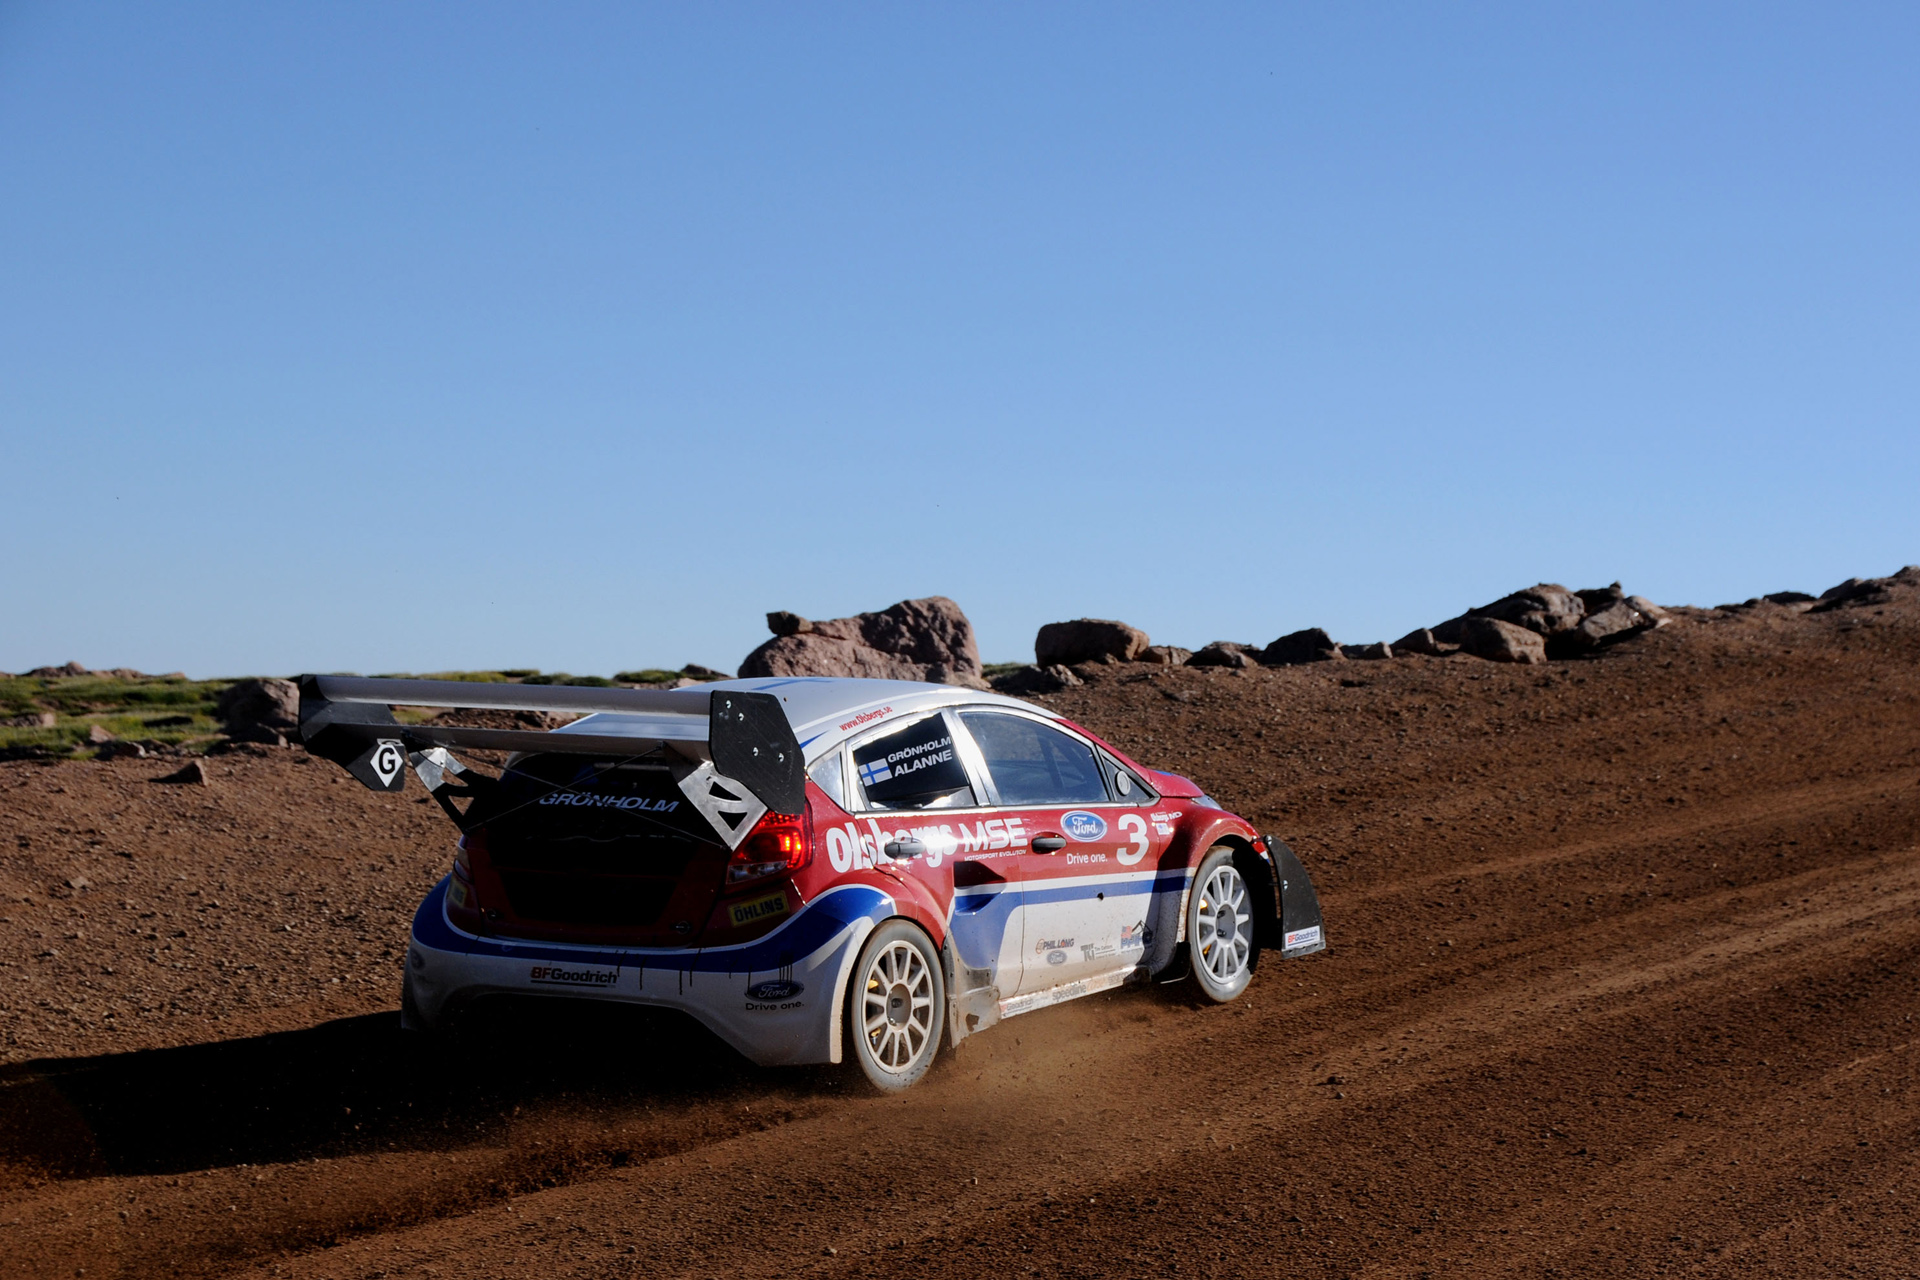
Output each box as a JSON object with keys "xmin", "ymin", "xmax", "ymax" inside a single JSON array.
[{"xmin": 3, "ymin": 4, "xmax": 1916, "ymax": 677}]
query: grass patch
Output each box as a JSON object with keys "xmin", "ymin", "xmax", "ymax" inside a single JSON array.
[
  {"xmin": 0, "ymin": 673, "xmax": 231, "ymax": 757},
  {"xmin": 982, "ymin": 662, "xmax": 1029, "ymax": 678},
  {"xmin": 0, "ymin": 664, "xmax": 735, "ymax": 759}
]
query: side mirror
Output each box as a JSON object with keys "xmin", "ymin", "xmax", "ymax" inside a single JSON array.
[{"xmin": 883, "ymin": 837, "xmax": 927, "ymax": 860}]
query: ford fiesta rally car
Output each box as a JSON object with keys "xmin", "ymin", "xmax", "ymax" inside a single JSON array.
[{"xmin": 298, "ymin": 675, "xmax": 1326, "ymax": 1092}]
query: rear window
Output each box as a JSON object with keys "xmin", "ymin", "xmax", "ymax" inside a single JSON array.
[{"xmin": 852, "ymin": 714, "xmax": 975, "ymax": 810}]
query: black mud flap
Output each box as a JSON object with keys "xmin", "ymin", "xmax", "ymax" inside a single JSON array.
[{"xmin": 1265, "ymin": 836, "xmax": 1327, "ymax": 957}]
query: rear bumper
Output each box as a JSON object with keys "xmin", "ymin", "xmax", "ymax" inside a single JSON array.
[{"xmin": 405, "ymin": 878, "xmax": 894, "ymax": 1066}]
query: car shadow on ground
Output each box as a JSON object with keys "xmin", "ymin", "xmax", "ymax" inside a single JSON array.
[{"xmin": 0, "ymin": 999, "xmax": 825, "ymax": 1182}]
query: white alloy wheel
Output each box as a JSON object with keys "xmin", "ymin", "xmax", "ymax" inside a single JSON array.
[
  {"xmin": 847, "ymin": 920, "xmax": 945, "ymax": 1092},
  {"xmin": 1188, "ymin": 846, "xmax": 1256, "ymax": 1002}
]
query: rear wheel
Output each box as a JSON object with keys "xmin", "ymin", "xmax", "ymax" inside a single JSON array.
[
  {"xmin": 846, "ymin": 920, "xmax": 944, "ymax": 1093},
  {"xmin": 1187, "ymin": 846, "xmax": 1256, "ymax": 1002}
]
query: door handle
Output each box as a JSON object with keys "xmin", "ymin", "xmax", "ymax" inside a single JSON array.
[
  {"xmin": 884, "ymin": 837, "xmax": 927, "ymax": 860},
  {"xmin": 1032, "ymin": 836, "xmax": 1067, "ymax": 854}
]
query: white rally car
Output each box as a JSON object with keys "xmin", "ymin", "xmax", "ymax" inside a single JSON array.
[{"xmin": 298, "ymin": 675, "xmax": 1326, "ymax": 1091}]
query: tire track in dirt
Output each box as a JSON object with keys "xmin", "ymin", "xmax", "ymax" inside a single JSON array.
[{"xmin": 192, "ymin": 774, "xmax": 1920, "ymax": 1278}]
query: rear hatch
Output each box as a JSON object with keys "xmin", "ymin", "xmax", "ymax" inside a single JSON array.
[{"xmin": 468, "ymin": 753, "xmax": 727, "ymax": 946}]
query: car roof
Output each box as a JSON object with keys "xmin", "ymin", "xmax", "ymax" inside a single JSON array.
[{"xmin": 559, "ymin": 676, "xmax": 1056, "ymax": 764}]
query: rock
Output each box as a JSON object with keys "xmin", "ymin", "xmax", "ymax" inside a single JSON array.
[
  {"xmin": 1623, "ymin": 596, "xmax": 1669, "ymax": 625},
  {"xmin": 1455, "ymin": 616, "xmax": 1547, "ymax": 664},
  {"xmin": 1762, "ymin": 591, "xmax": 1816, "ymax": 606},
  {"xmin": 1034, "ymin": 618, "xmax": 1150, "ymax": 667},
  {"xmin": 1810, "ymin": 569, "xmax": 1917, "ymax": 613},
  {"xmin": 99, "ymin": 740, "xmax": 148, "ymax": 759},
  {"xmin": 154, "ymin": 759, "xmax": 210, "ymax": 785},
  {"xmin": 1186, "ymin": 642, "xmax": 1260, "ymax": 669},
  {"xmin": 679, "ymin": 664, "xmax": 729, "ymax": 679},
  {"xmin": 990, "ymin": 664, "xmax": 1083, "ymax": 695},
  {"xmin": 1392, "ymin": 628, "xmax": 1453, "ymax": 657},
  {"xmin": 0, "ymin": 711, "xmax": 58, "ymax": 728},
  {"xmin": 1575, "ymin": 583, "xmax": 1626, "ymax": 614},
  {"xmin": 1259, "ymin": 628, "xmax": 1344, "ymax": 666},
  {"xmin": 1137, "ymin": 645, "xmax": 1192, "ymax": 666},
  {"xmin": 1346, "ymin": 642, "xmax": 1393, "ymax": 660},
  {"xmin": 27, "ymin": 662, "xmax": 89, "ymax": 679},
  {"xmin": 765, "ymin": 612, "xmax": 812, "ymax": 638},
  {"xmin": 216, "ymin": 677, "xmax": 301, "ymax": 745},
  {"xmin": 738, "ymin": 597, "xmax": 984, "ymax": 686},
  {"xmin": 1548, "ymin": 598, "xmax": 1664, "ymax": 657},
  {"xmin": 86, "ymin": 724, "xmax": 115, "ymax": 744},
  {"xmin": 1468, "ymin": 584, "xmax": 1586, "ymax": 637}
]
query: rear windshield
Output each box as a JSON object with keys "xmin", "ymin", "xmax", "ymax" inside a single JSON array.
[{"xmin": 480, "ymin": 756, "xmax": 717, "ymax": 865}]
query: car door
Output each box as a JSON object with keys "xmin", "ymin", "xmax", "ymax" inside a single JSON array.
[
  {"xmin": 842, "ymin": 710, "xmax": 1024, "ymax": 993},
  {"xmin": 954, "ymin": 709, "xmax": 1160, "ymax": 995}
]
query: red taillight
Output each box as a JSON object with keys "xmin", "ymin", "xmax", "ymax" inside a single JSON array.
[{"xmin": 727, "ymin": 810, "xmax": 812, "ymax": 886}]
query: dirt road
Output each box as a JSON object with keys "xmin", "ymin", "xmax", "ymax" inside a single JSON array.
[{"xmin": 4, "ymin": 595, "xmax": 1917, "ymax": 1277}]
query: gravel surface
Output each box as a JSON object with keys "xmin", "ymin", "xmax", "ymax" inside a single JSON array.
[{"xmin": 3, "ymin": 591, "xmax": 1918, "ymax": 1278}]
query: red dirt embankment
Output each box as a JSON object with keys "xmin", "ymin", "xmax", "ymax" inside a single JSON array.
[{"xmin": 3, "ymin": 591, "xmax": 1918, "ymax": 1278}]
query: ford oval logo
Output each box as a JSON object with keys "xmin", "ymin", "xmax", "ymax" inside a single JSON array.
[
  {"xmin": 1061, "ymin": 811, "xmax": 1107, "ymax": 841},
  {"xmin": 746, "ymin": 980, "xmax": 804, "ymax": 1001}
]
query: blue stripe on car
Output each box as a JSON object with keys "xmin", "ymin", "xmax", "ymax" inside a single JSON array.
[{"xmin": 412, "ymin": 878, "xmax": 895, "ymax": 973}]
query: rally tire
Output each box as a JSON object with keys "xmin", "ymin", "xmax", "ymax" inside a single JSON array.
[
  {"xmin": 1186, "ymin": 845, "xmax": 1257, "ymax": 1003},
  {"xmin": 846, "ymin": 919, "xmax": 945, "ymax": 1094}
]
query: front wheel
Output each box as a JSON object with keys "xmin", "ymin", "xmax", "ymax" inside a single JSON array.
[
  {"xmin": 1187, "ymin": 846, "xmax": 1256, "ymax": 1002},
  {"xmin": 846, "ymin": 919, "xmax": 945, "ymax": 1093}
]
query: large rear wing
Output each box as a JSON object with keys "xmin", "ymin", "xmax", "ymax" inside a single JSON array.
[{"xmin": 295, "ymin": 675, "xmax": 806, "ymax": 848}]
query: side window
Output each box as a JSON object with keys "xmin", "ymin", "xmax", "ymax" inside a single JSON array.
[
  {"xmin": 958, "ymin": 711, "xmax": 1109, "ymax": 807},
  {"xmin": 1101, "ymin": 753, "xmax": 1157, "ymax": 804},
  {"xmin": 808, "ymin": 749, "xmax": 847, "ymax": 811},
  {"xmin": 852, "ymin": 714, "xmax": 975, "ymax": 811}
]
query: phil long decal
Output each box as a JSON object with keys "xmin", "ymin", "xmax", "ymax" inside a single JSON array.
[{"xmin": 1061, "ymin": 811, "xmax": 1107, "ymax": 842}]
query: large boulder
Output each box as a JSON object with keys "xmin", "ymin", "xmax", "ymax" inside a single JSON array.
[
  {"xmin": 217, "ymin": 678, "xmax": 301, "ymax": 745},
  {"xmin": 1260, "ymin": 628, "xmax": 1344, "ymax": 665},
  {"xmin": 1811, "ymin": 566, "xmax": 1920, "ymax": 613},
  {"xmin": 1034, "ymin": 618, "xmax": 1150, "ymax": 667},
  {"xmin": 738, "ymin": 597, "xmax": 986, "ymax": 688},
  {"xmin": 1346, "ymin": 642, "xmax": 1393, "ymax": 660},
  {"xmin": 1185, "ymin": 641, "xmax": 1260, "ymax": 669},
  {"xmin": 1392, "ymin": 628, "xmax": 1453, "ymax": 657},
  {"xmin": 1547, "ymin": 597, "xmax": 1666, "ymax": 657},
  {"xmin": 1137, "ymin": 644, "xmax": 1192, "ymax": 666},
  {"xmin": 1455, "ymin": 617, "xmax": 1547, "ymax": 664},
  {"xmin": 1468, "ymin": 584, "xmax": 1586, "ymax": 637}
]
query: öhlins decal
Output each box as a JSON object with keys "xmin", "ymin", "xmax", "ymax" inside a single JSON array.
[{"xmin": 729, "ymin": 891, "xmax": 790, "ymax": 928}]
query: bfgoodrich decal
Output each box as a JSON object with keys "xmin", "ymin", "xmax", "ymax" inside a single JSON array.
[
  {"xmin": 1284, "ymin": 925, "xmax": 1323, "ymax": 949},
  {"xmin": 528, "ymin": 964, "xmax": 618, "ymax": 987}
]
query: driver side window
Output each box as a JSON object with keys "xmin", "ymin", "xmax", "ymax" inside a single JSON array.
[{"xmin": 958, "ymin": 711, "xmax": 1109, "ymax": 807}]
